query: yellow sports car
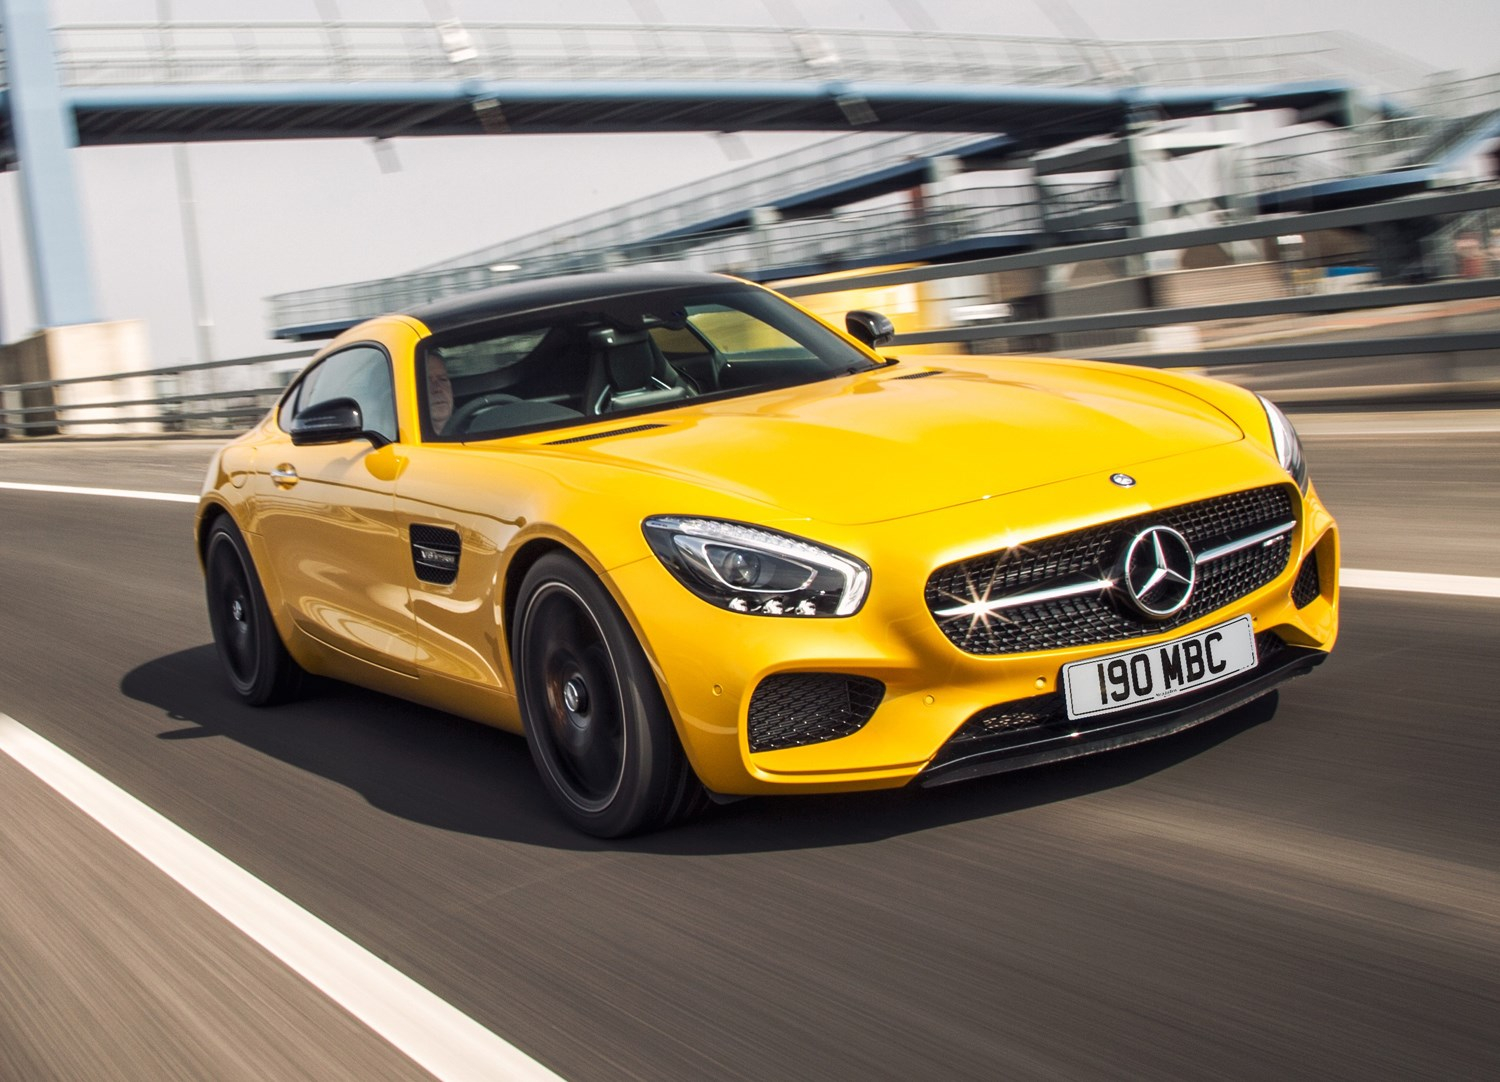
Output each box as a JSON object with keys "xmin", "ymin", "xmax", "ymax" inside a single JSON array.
[{"xmin": 197, "ymin": 271, "xmax": 1338, "ymax": 836}]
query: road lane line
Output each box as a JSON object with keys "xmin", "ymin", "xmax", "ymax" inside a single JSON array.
[
  {"xmin": 1340, "ymin": 568, "xmax": 1500, "ymax": 598},
  {"xmin": 0, "ymin": 713, "xmax": 566, "ymax": 1082},
  {"xmin": 0, "ymin": 480, "xmax": 197, "ymax": 503}
]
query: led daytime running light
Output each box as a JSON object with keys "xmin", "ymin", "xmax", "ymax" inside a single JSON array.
[{"xmin": 643, "ymin": 516, "xmax": 870, "ymax": 617}]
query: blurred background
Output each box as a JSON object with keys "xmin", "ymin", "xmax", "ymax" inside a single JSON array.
[{"xmin": 2, "ymin": 0, "xmax": 1499, "ymax": 432}]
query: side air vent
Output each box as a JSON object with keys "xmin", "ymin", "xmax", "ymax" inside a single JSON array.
[
  {"xmin": 894, "ymin": 369, "xmax": 945, "ymax": 380},
  {"xmin": 410, "ymin": 524, "xmax": 461, "ymax": 585},
  {"xmin": 546, "ymin": 423, "xmax": 668, "ymax": 446}
]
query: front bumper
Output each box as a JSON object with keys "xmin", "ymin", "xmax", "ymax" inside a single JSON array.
[
  {"xmin": 605, "ymin": 454, "xmax": 1340, "ymax": 796},
  {"xmin": 917, "ymin": 636, "xmax": 1326, "ymax": 786}
]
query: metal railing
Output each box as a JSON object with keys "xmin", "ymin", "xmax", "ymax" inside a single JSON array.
[
  {"xmin": 44, "ymin": 24, "xmax": 1428, "ymax": 96},
  {"xmin": 0, "ymin": 353, "xmax": 309, "ymax": 438},
  {"xmin": 266, "ymin": 180, "xmax": 1087, "ymax": 332},
  {"xmin": 1241, "ymin": 69, "xmax": 1500, "ymax": 195},
  {"xmin": 412, "ymin": 132, "xmax": 998, "ymax": 274}
]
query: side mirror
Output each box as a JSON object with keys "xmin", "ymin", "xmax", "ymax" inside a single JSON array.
[
  {"xmin": 289, "ymin": 397, "xmax": 389, "ymax": 448},
  {"xmin": 846, "ymin": 309, "xmax": 895, "ymax": 349}
]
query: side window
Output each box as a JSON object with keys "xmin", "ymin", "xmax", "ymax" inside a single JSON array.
[{"xmin": 283, "ymin": 345, "xmax": 398, "ymax": 443}]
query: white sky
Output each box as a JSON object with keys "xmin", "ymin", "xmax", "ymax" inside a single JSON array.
[{"xmin": 3, "ymin": 0, "xmax": 1498, "ymax": 362}]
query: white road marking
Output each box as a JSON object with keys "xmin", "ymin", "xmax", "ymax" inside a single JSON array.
[
  {"xmin": 0, "ymin": 713, "xmax": 566, "ymax": 1082},
  {"xmin": 1340, "ymin": 568, "xmax": 1500, "ymax": 599},
  {"xmin": 1309, "ymin": 428, "xmax": 1500, "ymax": 437},
  {"xmin": 0, "ymin": 480, "xmax": 198, "ymax": 503},
  {"xmin": 3, "ymin": 478, "xmax": 1496, "ymax": 600}
]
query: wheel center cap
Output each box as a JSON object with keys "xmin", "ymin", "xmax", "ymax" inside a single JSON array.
[
  {"xmin": 230, "ymin": 599, "xmax": 246, "ymax": 623},
  {"xmin": 562, "ymin": 675, "xmax": 589, "ymax": 715}
]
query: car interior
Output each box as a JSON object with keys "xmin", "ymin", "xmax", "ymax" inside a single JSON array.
[{"xmin": 421, "ymin": 292, "xmax": 851, "ymax": 441}]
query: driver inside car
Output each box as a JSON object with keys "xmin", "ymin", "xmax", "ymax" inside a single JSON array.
[{"xmin": 425, "ymin": 349, "xmax": 454, "ymax": 434}]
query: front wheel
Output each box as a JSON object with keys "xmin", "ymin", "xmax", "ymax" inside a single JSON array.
[
  {"xmin": 204, "ymin": 517, "xmax": 303, "ymax": 706},
  {"xmin": 513, "ymin": 552, "xmax": 706, "ymax": 837}
]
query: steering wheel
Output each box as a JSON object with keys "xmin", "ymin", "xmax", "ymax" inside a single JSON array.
[{"xmin": 448, "ymin": 393, "xmax": 520, "ymax": 435}]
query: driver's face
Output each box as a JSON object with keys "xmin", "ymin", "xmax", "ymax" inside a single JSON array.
[{"xmin": 426, "ymin": 353, "xmax": 453, "ymax": 432}]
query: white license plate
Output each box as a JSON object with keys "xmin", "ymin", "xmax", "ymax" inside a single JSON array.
[{"xmin": 1062, "ymin": 616, "xmax": 1257, "ymax": 721}]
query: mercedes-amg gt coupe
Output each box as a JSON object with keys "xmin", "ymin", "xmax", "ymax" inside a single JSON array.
[{"xmin": 197, "ymin": 270, "xmax": 1339, "ymax": 836}]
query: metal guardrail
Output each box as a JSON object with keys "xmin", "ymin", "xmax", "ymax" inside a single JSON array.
[
  {"xmin": 891, "ymin": 277, "xmax": 1500, "ymax": 347},
  {"xmin": 12, "ymin": 267, "xmax": 1500, "ymax": 441},
  {"xmin": 5, "ymin": 313, "xmax": 1494, "ymax": 441},
  {"xmin": 0, "ymin": 352, "xmax": 310, "ymax": 438},
  {"xmin": 1084, "ymin": 330, "xmax": 1500, "ymax": 372}
]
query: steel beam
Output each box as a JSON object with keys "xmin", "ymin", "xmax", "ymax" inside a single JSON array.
[{"xmin": 1, "ymin": 0, "xmax": 98, "ymax": 326}]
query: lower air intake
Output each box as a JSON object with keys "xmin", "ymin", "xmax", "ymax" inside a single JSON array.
[
  {"xmin": 747, "ymin": 674, "xmax": 884, "ymax": 752},
  {"xmin": 1292, "ymin": 554, "xmax": 1321, "ymax": 608}
]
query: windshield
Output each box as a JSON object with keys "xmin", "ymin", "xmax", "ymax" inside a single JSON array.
[{"xmin": 418, "ymin": 283, "xmax": 879, "ymax": 442}]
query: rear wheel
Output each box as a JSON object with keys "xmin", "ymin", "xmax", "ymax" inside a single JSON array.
[
  {"xmin": 204, "ymin": 517, "xmax": 303, "ymax": 706},
  {"xmin": 514, "ymin": 552, "xmax": 706, "ymax": 837}
]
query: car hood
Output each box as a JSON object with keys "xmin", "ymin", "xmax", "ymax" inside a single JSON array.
[{"xmin": 512, "ymin": 362, "xmax": 1245, "ymax": 526}]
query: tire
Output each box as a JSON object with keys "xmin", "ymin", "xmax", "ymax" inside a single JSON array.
[
  {"xmin": 513, "ymin": 552, "xmax": 707, "ymax": 837},
  {"xmin": 204, "ymin": 517, "xmax": 304, "ymax": 706}
]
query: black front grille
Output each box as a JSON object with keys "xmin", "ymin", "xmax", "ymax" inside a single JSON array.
[
  {"xmin": 945, "ymin": 631, "xmax": 1287, "ymax": 750},
  {"xmin": 1292, "ymin": 554, "xmax": 1321, "ymax": 608},
  {"xmin": 926, "ymin": 486, "xmax": 1296, "ymax": 656},
  {"xmin": 747, "ymin": 674, "xmax": 884, "ymax": 752}
]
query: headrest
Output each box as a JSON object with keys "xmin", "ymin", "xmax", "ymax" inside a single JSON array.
[{"xmin": 592, "ymin": 328, "xmax": 656, "ymax": 391}]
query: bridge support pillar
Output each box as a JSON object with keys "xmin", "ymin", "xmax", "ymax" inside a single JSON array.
[{"xmin": 1, "ymin": 0, "xmax": 100, "ymax": 328}]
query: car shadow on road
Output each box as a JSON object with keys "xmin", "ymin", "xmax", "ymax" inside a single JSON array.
[{"xmin": 123, "ymin": 645, "xmax": 1280, "ymax": 856}]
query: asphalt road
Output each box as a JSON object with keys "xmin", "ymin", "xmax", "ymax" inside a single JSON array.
[{"xmin": 1, "ymin": 412, "xmax": 1497, "ymax": 1081}]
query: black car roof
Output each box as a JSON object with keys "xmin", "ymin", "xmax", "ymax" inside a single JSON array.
[{"xmin": 408, "ymin": 270, "xmax": 747, "ymax": 335}]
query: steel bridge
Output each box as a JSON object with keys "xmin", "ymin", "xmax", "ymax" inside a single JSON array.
[{"xmin": 5, "ymin": 4, "xmax": 1488, "ymax": 345}]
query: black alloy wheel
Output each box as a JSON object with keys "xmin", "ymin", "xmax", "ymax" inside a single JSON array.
[
  {"xmin": 204, "ymin": 517, "xmax": 303, "ymax": 706},
  {"xmin": 514, "ymin": 552, "xmax": 706, "ymax": 837}
]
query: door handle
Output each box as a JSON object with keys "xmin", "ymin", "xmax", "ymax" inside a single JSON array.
[{"xmin": 270, "ymin": 463, "xmax": 299, "ymax": 488}]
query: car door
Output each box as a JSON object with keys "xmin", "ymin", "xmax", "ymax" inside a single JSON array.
[{"xmin": 253, "ymin": 344, "xmax": 417, "ymax": 676}]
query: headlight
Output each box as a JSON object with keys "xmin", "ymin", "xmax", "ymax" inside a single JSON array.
[
  {"xmin": 643, "ymin": 516, "xmax": 870, "ymax": 617},
  {"xmin": 1258, "ymin": 395, "xmax": 1309, "ymax": 494}
]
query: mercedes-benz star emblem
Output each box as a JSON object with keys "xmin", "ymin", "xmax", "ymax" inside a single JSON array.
[{"xmin": 1121, "ymin": 525, "xmax": 1196, "ymax": 618}]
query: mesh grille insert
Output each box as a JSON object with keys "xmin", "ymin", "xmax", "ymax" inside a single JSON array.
[
  {"xmin": 410, "ymin": 523, "xmax": 461, "ymax": 585},
  {"xmin": 926, "ymin": 486, "xmax": 1296, "ymax": 656},
  {"xmin": 1292, "ymin": 554, "xmax": 1321, "ymax": 608},
  {"xmin": 748, "ymin": 674, "xmax": 884, "ymax": 752}
]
